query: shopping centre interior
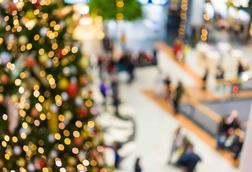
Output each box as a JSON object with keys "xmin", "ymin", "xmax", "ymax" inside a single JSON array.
[{"xmin": 0, "ymin": 0, "xmax": 252, "ymax": 171}]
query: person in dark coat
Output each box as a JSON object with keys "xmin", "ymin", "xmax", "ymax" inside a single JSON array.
[
  {"xmin": 126, "ymin": 55, "xmax": 135, "ymax": 84},
  {"xmin": 177, "ymin": 144, "xmax": 201, "ymax": 172},
  {"xmin": 202, "ymin": 69, "xmax": 209, "ymax": 90},
  {"xmin": 103, "ymin": 36, "xmax": 113, "ymax": 53},
  {"xmin": 173, "ymin": 81, "xmax": 184, "ymax": 114},
  {"xmin": 237, "ymin": 61, "xmax": 244, "ymax": 78},
  {"xmin": 164, "ymin": 75, "xmax": 172, "ymax": 100},
  {"xmin": 111, "ymin": 77, "xmax": 119, "ymax": 98},
  {"xmin": 134, "ymin": 157, "xmax": 142, "ymax": 172},
  {"xmin": 226, "ymin": 110, "xmax": 241, "ymax": 131},
  {"xmin": 216, "ymin": 116, "xmax": 230, "ymax": 149},
  {"xmin": 113, "ymin": 95, "xmax": 121, "ymax": 117},
  {"xmin": 113, "ymin": 142, "xmax": 122, "ymax": 169},
  {"xmin": 227, "ymin": 129, "xmax": 244, "ymax": 160}
]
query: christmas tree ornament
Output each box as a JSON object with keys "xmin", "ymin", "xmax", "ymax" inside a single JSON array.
[
  {"xmin": 27, "ymin": 163, "xmax": 36, "ymax": 171},
  {"xmin": 25, "ymin": 10, "xmax": 36, "ymax": 20},
  {"xmin": 26, "ymin": 56, "xmax": 35, "ymax": 68},
  {"xmin": 75, "ymin": 96, "xmax": 83, "ymax": 106},
  {"xmin": 39, "ymin": 54, "xmax": 48, "ymax": 65},
  {"xmin": 0, "ymin": 52, "xmax": 11, "ymax": 64},
  {"xmin": 63, "ymin": 67, "xmax": 70, "ymax": 76},
  {"xmin": 79, "ymin": 107, "xmax": 88, "ymax": 117},
  {"xmin": 19, "ymin": 36, "xmax": 28, "ymax": 45},
  {"xmin": 74, "ymin": 137, "xmax": 84, "ymax": 146},
  {"xmin": 13, "ymin": 146, "xmax": 22, "ymax": 155},
  {"xmin": 61, "ymin": 92, "xmax": 69, "ymax": 101},
  {"xmin": 31, "ymin": 107, "xmax": 40, "ymax": 117},
  {"xmin": 67, "ymin": 83, "xmax": 78, "ymax": 97},
  {"xmin": 7, "ymin": 2, "xmax": 17, "ymax": 13},
  {"xmin": 79, "ymin": 75, "xmax": 88, "ymax": 86},
  {"xmin": 0, "ymin": 74, "xmax": 9, "ymax": 85},
  {"xmin": 68, "ymin": 157, "xmax": 77, "ymax": 166},
  {"xmin": 40, "ymin": 27, "xmax": 49, "ymax": 37},
  {"xmin": 58, "ymin": 78, "xmax": 69, "ymax": 90},
  {"xmin": 48, "ymin": 111, "xmax": 58, "ymax": 134}
]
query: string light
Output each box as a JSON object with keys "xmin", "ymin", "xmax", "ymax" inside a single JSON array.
[{"xmin": 178, "ymin": 0, "xmax": 188, "ymax": 39}]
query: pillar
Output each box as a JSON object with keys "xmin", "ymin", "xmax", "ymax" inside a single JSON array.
[{"xmin": 239, "ymin": 103, "xmax": 252, "ymax": 172}]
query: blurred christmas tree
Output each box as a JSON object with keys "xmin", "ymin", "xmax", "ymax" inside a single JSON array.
[
  {"xmin": 88, "ymin": 0, "xmax": 142, "ymax": 21},
  {"xmin": 0, "ymin": 0, "xmax": 110, "ymax": 171}
]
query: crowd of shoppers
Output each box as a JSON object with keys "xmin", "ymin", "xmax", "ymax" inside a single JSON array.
[{"xmin": 217, "ymin": 110, "xmax": 245, "ymax": 160}]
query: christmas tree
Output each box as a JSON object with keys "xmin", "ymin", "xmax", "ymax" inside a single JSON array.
[
  {"xmin": 0, "ymin": 0, "xmax": 110, "ymax": 171},
  {"xmin": 89, "ymin": 0, "xmax": 142, "ymax": 21}
]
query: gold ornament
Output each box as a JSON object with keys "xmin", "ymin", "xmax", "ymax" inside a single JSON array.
[
  {"xmin": 25, "ymin": 10, "xmax": 36, "ymax": 20},
  {"xmin": 58, "ymin": 78, "xmax": 69, "ymax": 90},
  {"xmin": 47, "ymin": 112, "xmax": 58, "ymax": 134}
]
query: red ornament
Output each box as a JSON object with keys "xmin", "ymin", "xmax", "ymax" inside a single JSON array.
[
  {"xmin": 35, "ymin": 158, "xmax": 46, "ymax": 169},
  {"xmin": 8, "ymin": 3, "xmax": 17, "ymax": 13},
  {"xmin": 74, "ymin": 137, "xmax": 83, "ymax": 146},
  {"xmin": 79, "ymin": 76, "xmax": 88, "ymax": 86},
  {"xmin": 31, "ymin": 107, "xmax": 39, "ymax": 117},
  {"xmin": 35, "ymin": 0, "xmax": 41, "ymax": 8},
  {"xmin": 67, "ymin": 83, "xmax": 78, "ymax": 97},
  {"xmin": 79, "ymin": 108, "xmax": 88, "ymax": 117},
  {"xmin": 26, "ymin": 57, "xmax": 35, "ymax": 68},
  {"xmin": 0, "ymin": 74, "xmax": 9, "ymax": 85}
]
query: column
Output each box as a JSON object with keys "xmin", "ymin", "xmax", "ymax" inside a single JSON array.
[{"xmin": 239, "ymin": 103, "xmax": 252, "ymax": 172}]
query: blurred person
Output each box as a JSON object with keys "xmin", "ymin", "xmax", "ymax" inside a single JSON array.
[
  {"xmin": 111, "ymin": 76, "xmax": 119, "ymax": 99},
  {"xmin": 173, "ymin": 39, "xmax": 183, "ymax": 60},
  {"xmin": 164, "ymin": 75, "xmax": 172, "ymax": 100},
  {"xmin": 98, "ymin": 55, "xmax": 107, "ymax": 79},
  {"xmin": 168, "ymin": 127, "xmax": 185, "ymax": 164},
  {"xmin": 237, "ymin": 61, "xmax": 245, "ymax": 78},
  {"xmin": 177, "ymin": 143, "xmax": 202, "ymax": 172},
  {"xmin": 216, "ymin": 116, "xmax": 229, "ymax": 149},
  {"xmin": 226, "ymin": 110, "xmax": 241, "ymax": 130},
  {"xmin": 202, "ymin": 69, "xmax": 209, "ymax": 90},
  {"xmin": 107, "ymin": 58, "xmax": 117, "ymax": 75},
  {"xmin": 134, "ymin": 157, "xmax": 142, "ymax": 172},
  {"xmin": 113, "ymin": 94, "xmax": 121, "ymax": 117},
  {"xmin": 216, "ymin": 110, "xmax": 241, "ymax": 149},
  {"xmin": 216, "ymin": 65, "xmax": 224, "ymax": 80},
  {"xmin": 103, "ymin": 35, "xmax": 113, "ymax": 53},
  {"xmin": 229, "ymin": 129, "xmax": 244, "ymax": 160},
  {"xmin": 113, "ymin": 142, "xmax": 123, "ymax": 169},
  {"xmin": 224, "ymin": 128, "xmax": 244, "ymax": 160},
  {"xmin": 153, "ymin": 48, "xmax": 158, "ymax": 65},
  {"xmin": 138, "ymin": 51, "xmax": 146, "ymax": 66},
  {"xmin": 173, "ymin": 81, "xmax": 184, "ymax": 114},
  {"xmin": 126, "ymin": 53, "xmax": 135, "ymax": 84},
  {"xmin": 99, "ymin": 80, "xmax": 110, "ymax": 106}
]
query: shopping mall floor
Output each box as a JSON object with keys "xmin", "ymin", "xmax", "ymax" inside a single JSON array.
[
  {"xmin": 76, "ymin": 10, "xmax": 240, "ymax": 171},
  {"xmin": 112, "ymin": 67, "xmax": 237, "ymax": 172}
]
